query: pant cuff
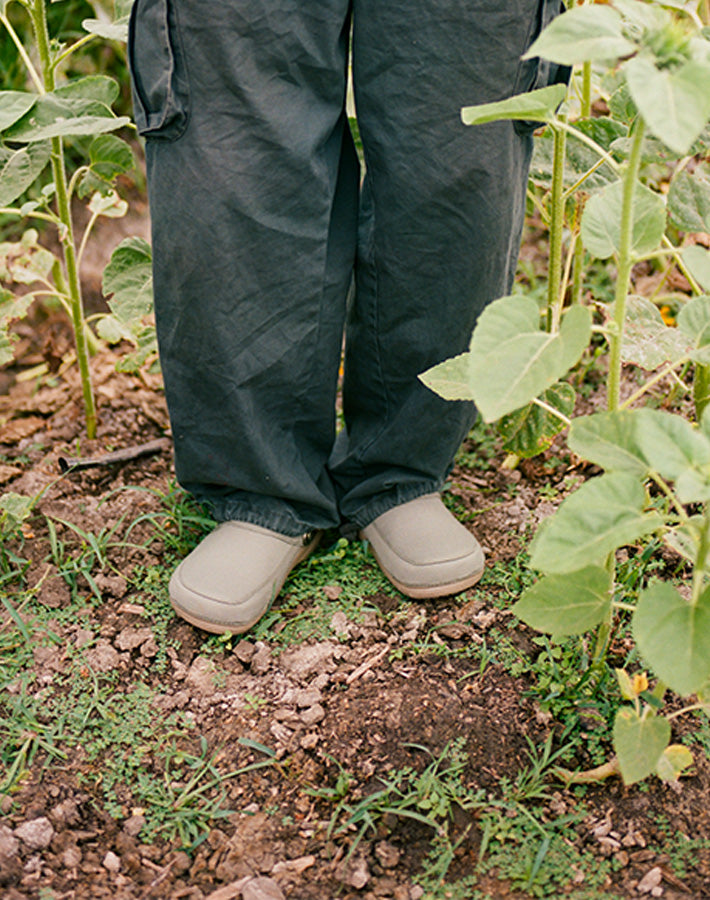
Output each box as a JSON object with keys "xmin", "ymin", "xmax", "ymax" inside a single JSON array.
[{"xmin": 347, "ymin": 480, "xmax": 442, "ymax": 530}]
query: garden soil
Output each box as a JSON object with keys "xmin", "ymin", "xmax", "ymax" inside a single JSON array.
[{"xmin": 1, "ymin": 316, "xmax": 710, "ymax": 899}]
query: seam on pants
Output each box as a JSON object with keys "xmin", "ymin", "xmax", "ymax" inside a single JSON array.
[{"xmin": 352, "ymin": 174, "xmax": 390, "ymax": 464}]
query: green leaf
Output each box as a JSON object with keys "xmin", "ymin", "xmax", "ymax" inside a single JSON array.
[
  {"xmin": 421, "ymin": 297, "xmax": 590, "ymax": 423},
  {"xmin": 513, "ymin": 565, "xmax": 612, "ymax": 639},
  {"xmin": 0, "ymin": 287, "xmax": 35, "ymax": 366},
  {"xmin": 668, "ymin": 165, "xmax": 710, "ymax": 233},
  {"xmin": 625, "ymin": 55, "xmax": 710, "ymax": 156},
  {"xmin": 0, "ymin": 91, "xmax": 37, "ymax": 132},
  {"xmin": 613, "ymin": 707, "xmax": 670, "ymax": 785},
  {"xmin": 88, "ymin": 190, "xmax": 128, "ymax": 218},
  {"xmin": 622, "ymin": 295, "xmax": 691, "ymax": 369},
  {"xmin": 4, "ymin": 94, "xmax": 130, "ymax": 143},
  {"xmin": 498, "ymin": 381, "xmax": 576, "ymax": 458},
  {"xmin": 102, "ymin": 236, "xmax": 153, "ymax": 323},
  {"xmin": 656, "ymin": 744, "xmax": 693, "ymax": 783},
  {"xmin": 0, "ymin": 229, "xmax": 56, "ymax": 286},
  {"xmin": 633, "ymin": 581, "xmax": 710, "ymax": 695},
  {"xmin": 523, "ymin": 5, "xmax": 636, "ymax": 65},
  {"xmin": 54, "ymin": 75, "xmax": 120, "ymax": 108},
  {"xmin": 635, "ymin": 408, "xmax": 710, "ymax": 501},
  {"xmin": 82, "ymin": 16, "xmax": 130, "ymax": 42},
  {"xmin": 89, "ymin": 134, "xmax": 134, "ymax": 180},
  {"xmin": 0, "ymin": 491, "xmax": 34, "ymax": 534},
  {"xmin": 529, "ymin": 473, "xmax": 661, "ymax": 574},
  {"xmin": 664, "ymin": 515, "xmax": 707, "ymax": 568},
  {"xmin": 581, "ymin": 180, "xmax": 666, "ymax": 260},
  {"xmin": 0, "ymin": 141, "xmax": 51, "ymax": 207},
  {"xmin": 677, "ymin": 294, "xmax": 710, "ymax": 366},
  {"xmin": 461, "ymin": 84, "xmax": 567, "ymax": 127},
  {"xmin": 498, "ymin": 382, "xmax": 574, "ymax": 458},
  {"xmin": 418, "ymin": 351, "xmax": 473, "ymax": 402},
  {"xmin": 568, "ymin": 411, "xmax": 649, "ymax": 478},
  {"xmin": 682, "ymin": 245, "xmax": 710, "ymax": 293}
]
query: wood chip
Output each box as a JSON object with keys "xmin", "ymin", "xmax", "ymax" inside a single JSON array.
[{"xmin": 203, "ymin": 878, "xmax": 251, "ymax": 900}]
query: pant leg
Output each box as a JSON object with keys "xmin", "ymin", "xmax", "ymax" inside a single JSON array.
[
  {"xmin": 330, "ymin": 0, "xmax": 559, "ymax": 526},
  {"xmin": 130, "ymin": 0, "xmax": 358, "ymax": 535}
]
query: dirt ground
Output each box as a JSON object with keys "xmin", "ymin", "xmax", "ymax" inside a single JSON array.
[{"xmin": 2, "ymin": 320, "xmax": 710, "ymax": 900}]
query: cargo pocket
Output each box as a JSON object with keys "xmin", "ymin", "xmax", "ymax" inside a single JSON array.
[
  {"xmin": 128, "ymin": 0, "xmax": 190, "ymax": 140},
  {"xmin": 513, "ymin": 0, "xmax": 571, "ymax": 137}
]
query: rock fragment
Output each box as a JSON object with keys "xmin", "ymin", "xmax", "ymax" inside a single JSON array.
[
  {"xmin": 242, "ymin": 876, "xmax": 286, "ymax": 900},
  {"xmin": 14, "ymin": 817, "xmax": 54, "ymax": 850},
  {"xmin": 636, "ymin": 867, "xmax": 663, "ymax": 895},
  {"xmin": 103, "ymin": 850, "xmax": 121, "ymax": 872}
]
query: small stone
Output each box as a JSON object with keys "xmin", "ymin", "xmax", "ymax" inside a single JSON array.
[
  {"xmin": 0, "ymin": 824, "xmax": 19, "ymax": 858},
  {"xmin": 140, "ymin": 638, "xmax": 158, "ymax": 658},
  {"xmin": 61, "ymin": 846, "xmax": 82, "ymax": 868},
  {"xmin": 345, "ymin": 856, "xmax": 370, "ymax": 889},
  {"xmin": 410, "ymin": 888, "xmax": 425, "ymax": 900},
  {"xmin": 279, "ymin": 643, "xmax": 336, "ymax": 681},
  {"xmin": 651, "ymin": 889, "xmax": 663, "ymax": 898},
  {"xmin": 299, "ymin": 703, "xmax": 325, "ymax": 726},
  {"xmin": 84, "ymin": 639, "xmax": 120, "ymax": 673},
  {"xmin": 186, "ymin": 656, "xmax": 217, "ymax": 694},
  {"xmin": 295, "ymin": 688, "xmax": 322, "ymax": 708},
  {"xmin": 50, "ymin": 798, "xmax": 80, "ymax": 826},
  {"xmin": 375, "ymin": 841, "xmax": 401, "ymax": 869},
  {"xmin": 115, "ymin": 626, "xmax": 154, "ymax": 652},
  {"xmin": 637, "ymin": 867, "xmax": 663, "ymax": 894},
  {"xmin": 172, "ymin": 850, "xmax": 192, "ymax": 874},
  {"xmin": 234, "ymin": 640, "xmax": 256, "ymax": 664},
  {"xmin": 250, "ymin": 643, "xmax": 272, "ymax": 675},
  {"xmin": 614, "ymin": 850, "xmax": 630, "ymax": 867},
  {"xmin": 73, "ymin": 628, "xmax": 94, "ymax": 648},
  {"xmin": 330, "ymin": 611, "xmax": 350, "ymax": 636},
  {"xmin": 103, "ymin": 850, "xmax": 121, "ymax": 872},
  {"xmin": 300, "ymin": 732, "xmax": 319, "ymax": 750},
  {"xmin": 123, "ymin": 815, "xmax": 145, "ymax": 838},
  {"xmin": 242, "ymin": 875, "xmax": 286, "ymax": 900},
  {"xmin": 15, "ymin": 817, "xmax": 54, "ymax": 850}
]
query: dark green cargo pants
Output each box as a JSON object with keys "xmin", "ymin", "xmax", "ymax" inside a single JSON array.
[{"xmin": 128, "ymin": 0, "xmax": 567, "ymax": 536}]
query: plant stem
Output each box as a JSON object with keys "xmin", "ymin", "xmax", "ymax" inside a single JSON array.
[
  {"xmin": 691, "ymin": 511, "xmax": 710, "ymax": 606},
  {"xmin": 0, "ymin": 11, "xmax": 44, "ymax": 93},
  {"xmin": 607, "ymin": 119, "xmax": 645, "ymax": 412},
  {"xmin": 581, "ymin": 61, "xmax": 592, "ymax": 118},
  {"xmin": 28, "ymin": 0, "xmax": 96, "ymax": 438},
  {"xmin": 620, "ymin": 354, "xmax": 689, "ymax": 409},
  {"xmin": 547, "ymin": 123, "xmax": 566, "ymax": 332}
]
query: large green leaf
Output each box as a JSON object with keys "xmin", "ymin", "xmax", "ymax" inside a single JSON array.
[
  {"xmin": 656, "ymin": 744, "xmax": 693, "ymax": 783},
  {"xmin": 102, "ymin": 236, "xmax": 153, "ymax": 322},
  {"xmin": 633, "ymin": 581, "xmax": 710, "ymax": 696},
  {"xmin": 418, "ymin": 351, "xmax": 473, "ymax": 402},
  {"xmin": 668, "ymin": 165, "xmax": 710, "ymax": 233},
  {"xmin": 523, "ymin": 5, "xmax": 636, "ymax": 65},
  {"xmin": 568, "ymin": 411, "xmax": 649, "ymax": 478},
  {"xmin": 4, "ymin": 94, "xmax": 130, "ymax": 143},
  {"xmin": 529, "ymin": 473, "xmax": 661, "ymax": 574},
  {"xmin": 625, "ymin": 55, "xmax": 710, "ymax": 156},
  {"xmin": 54, "ymin": 75, "xmax": 120, "ymax": 108},
  {"xmin": 635, "ymin": 408, "xmax": 710, "ymax": 501},
  {"xmin": 513, "ymin": 565, "xmax": 612, "ymax": 639},
  {"xmin": 497, "ymin": 382, "xmax": 574, "ymax": 458},
  {"xmin": 683, "ymin": 245, "xmax": 710, "ymax": 293},
  {"xmin": 0, "ymin": 91, "xmax": 37, "ymax": 132},
  {"xmin": 461, "ymin": 84, "xmax": 567, "ymax": 127},
  {"xmin": 622, "ymin": 295, "xmax": 690, "ymax": 369},
  {"xmin": 613, "ymin": 707, "xmax": 670, "ymax": 785},
  {"xmin": 0, "ymin": 141, "xmax": 51, "ymax": 207},
  {"xmin": 421, "ymin": 297, "xmax": 590, "ymax": 423},
  {"xmin": 678, "ymin": 294, "xmax": 710, "ymax": 365},
  {"xmin": 581, "ymin": 180, "xmax": 666, "ymax": 260}
]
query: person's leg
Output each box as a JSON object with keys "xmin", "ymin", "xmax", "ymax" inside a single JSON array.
[
  {"xmin": 331, "ymin": 0, "xmax": 564, "ymax": 527},
  {"xmin": 130, "ymin": 0, "xmax": 358, "ymax": 538},
  {"xmin": 129, "ymin": 0, "xmax": 357, "ymax": 631}
]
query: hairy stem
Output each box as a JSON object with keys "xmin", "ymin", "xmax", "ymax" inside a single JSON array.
[
  {"xmin": 29, "ymin": 0, "xmax": 96, "ymax": 438},
  {"xmin": 547, "ymin": 124, "xmax": 566, "ymax": 332},
  {"xmin": 607, "ymin": 120, "xmax": 645, "ymax": 412}
]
